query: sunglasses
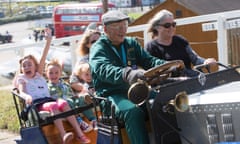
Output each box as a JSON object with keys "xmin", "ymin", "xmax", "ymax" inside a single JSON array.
[{"xmin": 158, "ymin": 22, "xmax": 177, "ymax": 28}]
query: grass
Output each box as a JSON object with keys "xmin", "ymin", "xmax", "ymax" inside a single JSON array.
[
  {"xmin": 128, "ymin": 12, "xmax": 143, "ymax": 20},
  {"xmin": 0, "ymin": 89, "xmax": 19, "ymax": 133}
]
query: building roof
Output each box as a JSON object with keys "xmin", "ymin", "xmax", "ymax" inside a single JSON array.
[{"xmin": 176, "ymin": 0, "xmax": 240, "ymax": 15}]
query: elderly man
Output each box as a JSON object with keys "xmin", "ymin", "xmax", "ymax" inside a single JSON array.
[{"xmin": 89, "ymin": 10, "xmax": 166, "ymax": 144}]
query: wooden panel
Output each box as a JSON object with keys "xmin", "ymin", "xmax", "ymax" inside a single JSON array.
[
  {"xmin": 42, "ymin": 120, "xmax": 97, "ymax": 144},
  {"xmin": 41, "ymin": 108, "xmax": 153, "ymax": 144},
  {"xmin": 121, "ymin": 128, "xmax": 131, "ymax": 144}
]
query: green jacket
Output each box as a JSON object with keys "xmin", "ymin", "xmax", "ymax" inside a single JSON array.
[{"xmin": 89, "ymin": 35, "xmax": 165, "ymax": 97}]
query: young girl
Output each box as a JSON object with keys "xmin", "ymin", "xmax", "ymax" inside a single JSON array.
[
  {"xmin": 46, "ymin": 60, "xmax": 97, "ymax": 131},
  {"xmin": 45, "ymin": 59, "xmax": 94, "ymax": 133},
  {"xmin": 14, "ymin": 29, "xmax": 90, "ymax": 144},
  {"xmin": 72, "ymin": 63, "xmax": 92, "ymax": 94},
  {"xmin": 71, "ymin": 62, "xmax": 98, "ymax": 130}
]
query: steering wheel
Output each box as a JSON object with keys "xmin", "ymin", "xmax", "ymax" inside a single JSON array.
[
  {"xmin": 128, "ymin": 60, "xmax": 185, "ymax": 105},
  {"xmin": 144, "ymin": 60, "xmax": 185, "ymax": 85}
]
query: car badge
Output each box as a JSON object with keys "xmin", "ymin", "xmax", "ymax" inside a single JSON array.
[{"xmin": 198, "ymin": 72, "xmax": 206, "ymax": 86}]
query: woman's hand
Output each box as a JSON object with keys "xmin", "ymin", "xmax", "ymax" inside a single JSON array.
[{"xmin": 204, "ymin": 58, "xmax": 217, "ymax": 65}]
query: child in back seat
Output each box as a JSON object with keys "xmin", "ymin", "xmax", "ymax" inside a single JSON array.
[
  {"xmin": 45, "ymin": 59, "xmax": 97, "ymax": 132},
  {"xmin": 14, "ymin": 28, "xmax": 90, "ymax": 144},
  {"xmin": 69, "ymin": 62, "xmax": 98, "ymax": 130}
]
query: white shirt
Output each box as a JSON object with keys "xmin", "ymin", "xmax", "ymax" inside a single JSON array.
[{"xmin": 16, "ymin": 72, "xmax": 51, "ymax": 100}]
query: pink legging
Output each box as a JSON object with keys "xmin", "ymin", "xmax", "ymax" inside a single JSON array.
[{"xmin": 38, "ymin": 99, "xmax": 68, "ymax": 112}]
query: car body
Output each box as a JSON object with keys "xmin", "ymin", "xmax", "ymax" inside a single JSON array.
[{"xmin": 150, "ymin": 64, "xmax": 240, "ymax": 144}]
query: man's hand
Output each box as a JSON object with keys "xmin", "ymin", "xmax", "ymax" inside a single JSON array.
[{"xmin": 123, "ymin": 67, "xmax": 145, "ymax": 85}]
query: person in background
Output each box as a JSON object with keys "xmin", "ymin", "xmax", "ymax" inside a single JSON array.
[
  {"xmin": 85, "ymin": 22, "xmax": 102, "ymax": 32},
  {"xmin": 14, "ymin": 29, "xmax": 90, "ymax": 144},
  {"xmin": 39, "ymin": 30, "xmax": 45, "ymax": 41},
  {"xmin": 70, "ymin": 28, "xmax": 101, "ymax": 95},
  {"xmin": 89, "ymin": 10, "xmax": 166, "ymax": 144},
  {"xmin": 45, "ymin": 59, "xmax": 97, "ymax": 132},
  {"xmin": 146, "ymin": 9, "xmax": 217, "ymax": 77},
  {"xmin": 75, "ymin": 28, "xmax": 101, "ymax": 63},
  {"xmin": 33, "ymin": 30, "xmax": 39, "ymax": 42}
]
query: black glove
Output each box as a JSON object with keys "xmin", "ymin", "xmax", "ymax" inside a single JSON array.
[{"xmin": 122, "ymin": 67, "xmax": 145, "ymax": 85}]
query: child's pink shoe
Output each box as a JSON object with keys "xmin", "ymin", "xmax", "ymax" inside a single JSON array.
[{"xmin": 77, "ymin": 135, "xmax": 91, "ymax": 144}]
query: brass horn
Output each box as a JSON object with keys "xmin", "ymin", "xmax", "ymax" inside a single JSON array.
[
  {"xmin": 128, "ymin": 80, "xmax": 150, "ymax": 106},
  {"xmin": 163, "ymin": 91, "xmax": 189, "ymax": 114},
  {"xmin": 128, "ymin": 60, "xmax": 185, "ymax": 106}
]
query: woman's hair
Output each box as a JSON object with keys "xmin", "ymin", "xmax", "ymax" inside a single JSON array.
[
  {"xmin": 77, "ymin": 30, "xmax": 101, "ymax": 56},
  {"xmin": 148, "ymin": 9, "xmax": 174, "ymax": 38},
  {"xmin": 74, "ymin": 62, "xmax": 90, "ymax": 79},
  {"xmin": 19, "ymin": 54, "xmax": 39, "ymax": 73}
]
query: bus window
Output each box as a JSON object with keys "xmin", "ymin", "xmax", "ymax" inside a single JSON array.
[
  {"xmin": 96, "ymin": 8, "xmax": 102, "ymax": 13},
  {"xmin": 64, "ymin": 26, "xmax": 71, "ymax": 31},
  {"xmin": 73, "ymin": 26, "xmax": 81, "ymax": 31},
  {"xmin": 72, "ymin": 9, "xmax": 79, "ymax": 14}
]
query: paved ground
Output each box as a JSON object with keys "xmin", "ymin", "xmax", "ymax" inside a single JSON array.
[
  {"xmin": 0, "ymin": 19, "xmax": 46, "ymax": 44},
  {"xmin": 0, "ymin": 74, "xmax": 12, "ymax": 85},
  {"xmin": 0, "ymin": 130, "xmax": 21, "ymax": 144}
]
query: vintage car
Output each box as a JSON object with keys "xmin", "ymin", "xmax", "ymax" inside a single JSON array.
[
  {"xmin": 148, "ymin": 62, "xmax": 240, "ymax": 144},
  {"xmin": 12, "ymin": 61, "xmax": 240, "ymax": 144}
]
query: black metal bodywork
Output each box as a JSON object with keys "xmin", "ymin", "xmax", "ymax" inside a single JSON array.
[{"xmin": 150, "ymin": 66, "xmax": 240, "ymax": 144}]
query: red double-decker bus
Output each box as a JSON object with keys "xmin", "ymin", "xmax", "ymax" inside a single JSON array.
[{"xmin": 53, "ymin": 2, "xmax": 116, "ymax": 38}]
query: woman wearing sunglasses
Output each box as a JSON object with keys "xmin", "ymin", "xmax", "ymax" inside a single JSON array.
[
  {"xmin": 145, "ymin": 9, "xmax": 216, "ymax": 77},
  {"xmin": 76, "ymin": 29, "xmax": 101, "ymax": 63}
]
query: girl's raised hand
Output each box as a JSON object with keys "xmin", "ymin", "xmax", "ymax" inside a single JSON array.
[{"xmin": 45, "ymin": 27, "xmax": 52, "ymax": 40}]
